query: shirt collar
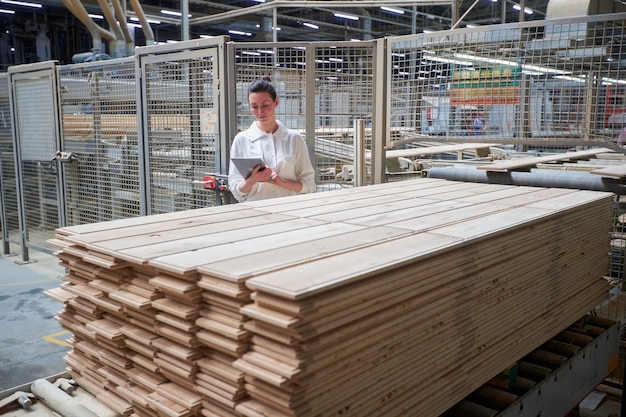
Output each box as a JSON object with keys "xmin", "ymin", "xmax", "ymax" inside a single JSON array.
[{"xmin": 249, "ymin": 120, "xmax": 288, "ymax": 142}]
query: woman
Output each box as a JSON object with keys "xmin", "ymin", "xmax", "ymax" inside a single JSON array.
[{"xmin": 228, "ymin": 78, "xmax": 316, "ymax": 202}]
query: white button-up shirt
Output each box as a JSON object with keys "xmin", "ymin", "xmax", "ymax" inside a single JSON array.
[{"xmin": 228, "ymin": 121, "xmax": 316, "ymax": 202}]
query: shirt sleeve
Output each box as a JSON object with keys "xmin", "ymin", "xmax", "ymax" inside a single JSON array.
[
  {"xmin": 293, "ymin": 132, "xmax": 316, "ymax": 194},
  {"xmin": 228, "ymin": 134, "xmax": 249, "ymax": 202}
]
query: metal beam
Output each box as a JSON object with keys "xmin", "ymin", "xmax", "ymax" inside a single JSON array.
[{"xmin": 189, "ymin": 0, "xmax": 453, "ymax": 25}]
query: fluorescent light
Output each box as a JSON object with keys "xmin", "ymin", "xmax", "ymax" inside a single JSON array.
[
  {"xmin": 602, "ymin": 77, "xmax": 626, "ymax": 85},
  {"xmin": 0, "ymin": 0, "xmax": 41, "ymax": 8},
  {"xmin": 303, "ymin": 22, "xmax": 319, "ymax": 30},
  {"xmin": 229, "ymin": 30, "xmax": 253, "ymax": 36},
  {"xmin": 160, "ymin": 9, "xmax": 191, "ymax": 17},
  {"xmin": 130, "ymin": 17, "xmax": 161, "ymax": 24},
  {"xmin": 423, "ymin": 29, "xmax": 434, "ymax": 33},
  {"xmin": 88, "ymin": 13, "xmax": 103, "ymax": 19},
  {"xmin": 0, "ymin": 8, "xmax": 14, "ymax": 13},
  {"xmin": 380, "ymin": 6, "xmax": 405, "ymax": 15},
  {"xmin": 454, "ymin": 53, "xmax": 517, "ymax": 67},
  {"xmin": 272, "ymin": 26, "xmax": 281, "ymax": 31},
  {"xmin": 522, "ymin": 64, "xmax": 564, "ymax": 74},
  {"xmin": 334, "ymin": 12, "xmax": 359, "ymax": 21},
  {"xmin": 424, "ymin": 56, "xmax": 473, "ymax": 66},
  {"xmin": 512, "ymin": 4, "xmax": 533, "ymax": 14},
  {"xmin": 554, "ymin": 75, "xmax": 586, "ymax": 83}
]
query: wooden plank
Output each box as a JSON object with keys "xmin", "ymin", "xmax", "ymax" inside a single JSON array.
[
  {"xmin": 385, "ymin": 142, "xmax": 498, "ymax": 158},
  {"xmin": 198, "ymin": 226, "xmax": 410, "ymax": 282},
  {"xmin": 591, "ymin": 163, "xmax": 626, "ymax": 178},
  {"xmin": 146, "ymin": 221, "xmax": 363, "ymax": 276},
  {"xmin": 48, "ymin": 177, "xmax": 614, "ymax": 417},
  {"xmin": 476, "ymin": 148, "xmax": 614, "ymax": 172}
]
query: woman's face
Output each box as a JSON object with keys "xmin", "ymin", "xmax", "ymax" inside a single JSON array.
[{"xmin": 249, "ymin": 92, "xmax": 278, "ymax": 123}]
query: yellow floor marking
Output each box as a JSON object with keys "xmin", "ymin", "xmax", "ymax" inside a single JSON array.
[{"xmin": 43, "ymin": 330, "xmax": 72, "ymax": 347}]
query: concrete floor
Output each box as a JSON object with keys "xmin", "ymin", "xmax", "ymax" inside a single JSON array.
[{"xmin": 0, "ymin": 248, "xmax": 70, "ymax": 392}]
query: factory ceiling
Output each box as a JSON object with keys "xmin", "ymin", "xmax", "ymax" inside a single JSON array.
[
  {"xmin": 3, "ymin": 0, "xmax": 552, "ymax": 42},
  {"xmin": 122, "ymin": 0, "xmax": 552, "ymax": 42}
]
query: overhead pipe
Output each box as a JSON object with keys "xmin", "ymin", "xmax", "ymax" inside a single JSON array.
[
  {"xmin": 110, "ymin": 0, "xmax": 135, "ymax": 56},
  {"xmin": 128, "ymin": 0, "xmax": 155, "ymax": 45},
  {"xmin": 96, "ymin": 0, "xmax": 125, "ymax": 58},
  {"xmin": 61, "ymin": 0, "xmax": 115, "ymax": 55},
  {"xmin": 428, "ymin": 165, "xmax": 626, "ymax": 194}
]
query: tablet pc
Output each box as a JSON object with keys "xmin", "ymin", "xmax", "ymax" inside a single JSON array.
[{"xmin": 232, "ymin": 157, "xmax": 265, "ymax": 179}]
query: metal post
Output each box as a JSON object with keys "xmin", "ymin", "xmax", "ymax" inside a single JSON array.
[
  {"xmin": 353, "ymin": 119, "xmax": 366, "ymax": 187},
  {"xmin": 181, "ymin": 0, "xmax": 189, "ymax": 41},
  {"xmin": 273, "ymin": 7, "xmax": 278, "ymax": 43},
  {"xmin": 584, "ymin": 71, "xmax": 597, "ymax": 141}
]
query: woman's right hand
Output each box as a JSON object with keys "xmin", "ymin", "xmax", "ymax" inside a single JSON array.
[{"xmin": 248, "ymin": 164, "xmax": 273, "ymax": 183}]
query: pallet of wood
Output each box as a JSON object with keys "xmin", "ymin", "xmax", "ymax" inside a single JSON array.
[{"xmin": 46, "ymin": 178, "xmax": 614, "ymax": 417}]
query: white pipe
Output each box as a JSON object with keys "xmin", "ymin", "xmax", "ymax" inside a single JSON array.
[
  {"xmin": 61, "ymin": 0, "xmax": 116, "ymax": 53},
  {"xmin": 31, "ymin": 379, "xmax": 98, "ymax": 417},
  {"xmin": 95, "ymin": 0, "xmax": 124, "ymax": 57},
  {"xmin": 110, "ymin": 0, "xmax": 134, "ymax": 55},
  {"xmin": 128, "ymin": 0, "xmax": 155, "ymax": 45}
]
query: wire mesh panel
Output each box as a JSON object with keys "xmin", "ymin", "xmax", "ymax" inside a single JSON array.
[
  {"xmin": 9, "ymin": 63, "xmax": 60, "ymax": 253},
  {"xmin": 0, "ymin": 73, "xmax": 17, "ymax": 253},
  {"xmin": 231, "ymin": 41, "xmax": 376, "ymax": 191},
  {"xmin": 232, "ymin": 44, "xmax": 306, "ymax": 131},
  {"xmin": 58, "ymin": 58, "xmax": 139, "ymax": 224},
  {"xmin": 314, "ymin": 43, "xmax": 375, "ymax": 189},
  {"xmin": 141, "ymin": 47, "xmax": 221, "ymax": 213},
  {"xmin": 387, "ymin": 13, "xmax": 626, "ymax": 151}
]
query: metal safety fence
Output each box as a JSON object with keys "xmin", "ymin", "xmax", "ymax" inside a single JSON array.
[
  {"xmin": 1, "ymin": 13, "xmax": 625, "ymax": 261},
  {"xmin": 0, "ymin": 74, "xmax": 16, "ymax": 256},
  {"xmin": 387, "ymin": 13, "xmax": 626, "ymax": 149},
  {"xmin": 58, "ymin": 57, "xmax": 139, "ymax": 225},
  {"xmin": 230, "ymin": 41, "xmax": 377, "ymax": 190}
]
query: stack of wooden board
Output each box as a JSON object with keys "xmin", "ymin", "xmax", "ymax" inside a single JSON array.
[{"xmin": 46, "ymin": 178, "xmax": 614, "ymax": 417}]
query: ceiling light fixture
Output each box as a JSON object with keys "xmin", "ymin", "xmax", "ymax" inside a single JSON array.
[
  {"xmin": 303, "ymin": 22, "xmax": 319, "ymax": 30},
  {"xmin": 334, "ymin": 12, "xmax": 359, "ymax": 21},
  {"xmin": 88, "ymin": 13, "xmax": 103, "ymax": 19},
  {"xmin": 160, "ymin": 9, "xmax": 191, "ymax": 17},
  {"xmin": 130, "ymin": 16, "xmax": 161, "ymax": 24},
  {"xmin": 380, "ymin": 6, "xmax": 405, "ymax": 15},
  {"xmin": 0, "ymin": 8, "xmax": 14, "ymax": 13},
  {"xmin": 512, "ymin": 4, "xmax": 534, "ymax": 14},
  {"xmin": 0, "ymin": 0, "xmax": 41, "ymax": 8},
  {"xmin": 229, "ymin": 29, "xmax": 253, "ymax": 37}
]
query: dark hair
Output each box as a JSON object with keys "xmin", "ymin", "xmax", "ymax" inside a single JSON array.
[{"xmin": 248, "ymin": 77, "xmax": 277, "ymax": 101}]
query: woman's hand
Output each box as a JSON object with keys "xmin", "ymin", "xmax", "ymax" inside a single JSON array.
[
  {"xmin": 249, "ymin": 164, "xmax": 273, "ymax": 183},
  {"xmin": 270, "ymin": 172, "xmax": 303, "ymax": 193},
  {"xmin": 237, "ymin": 164, "xmax": 273, "ymax": 194}
]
